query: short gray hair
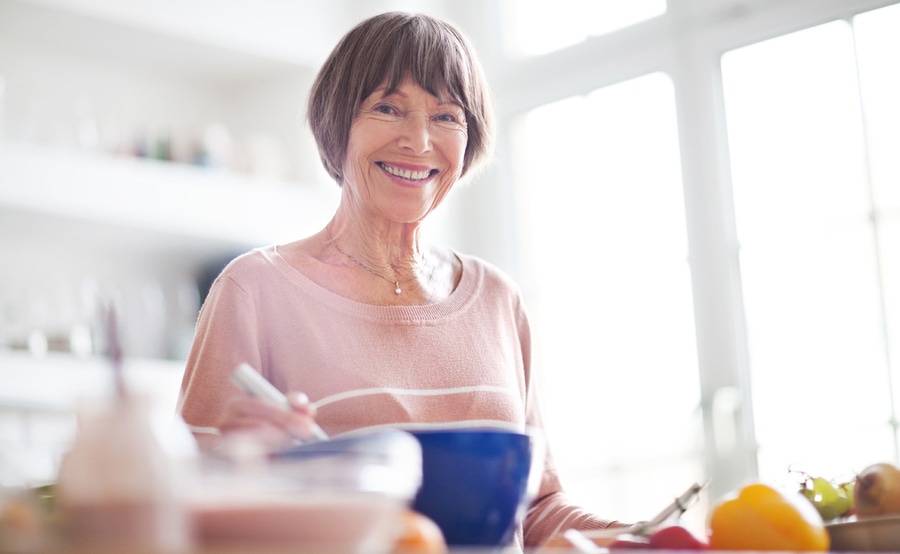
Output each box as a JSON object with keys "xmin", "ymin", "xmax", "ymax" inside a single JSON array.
[{"xmin": 307, "ymin": 12, "xmax": 494, "ymax": 184}]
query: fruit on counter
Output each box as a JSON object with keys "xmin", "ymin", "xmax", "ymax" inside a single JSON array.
[
  {"xmin": 709, "ymin": 482, "xmax": 829, "ymax": 551},
  {"xmin": 393, "ymin": 510, "xmax": 446, "ymax": 554},
  {"xmin": 799, "ymin": 476, "xmax": 852, "ymax": 521},
  {"xmin": 838, "ymin": 480, "xmax": 855, "ymax": 516},
  {"xmin": 648, "ymin": 525, "xmax": 709, "ymax": 550},
  {"xmin": 855, "ymin": 462, "xmax": 900, "ymax": 518}
]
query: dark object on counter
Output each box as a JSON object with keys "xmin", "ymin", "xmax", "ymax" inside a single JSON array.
[
  {"xmin": 410, "ymin": 428, "xmax": 537, "ymax": 547},
  {"xmin": 197, "ymin": 252, "xmax": 244, "ymax": 306}
]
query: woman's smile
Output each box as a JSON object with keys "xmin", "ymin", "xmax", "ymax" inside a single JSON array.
[
  {"xmin": 341, "ymin": 77, "xmax": 467, "ymax": 220},
  {"xmin": 375, "ymin": 160, "xmax": 440, "ymax": 188}
]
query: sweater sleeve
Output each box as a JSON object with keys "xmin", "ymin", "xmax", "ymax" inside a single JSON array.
[
  {"xmin": 177, "ymin": 273, "xmax": 264, "ymax": 447},
  {"xmin": 516, "ymin": 296, "xmax": 621, "ymax": 546}
]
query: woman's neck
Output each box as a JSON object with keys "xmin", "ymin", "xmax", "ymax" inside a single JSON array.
[{"xmin": 324, "ymin": 202, "xmax": 427, "ymax": 274}]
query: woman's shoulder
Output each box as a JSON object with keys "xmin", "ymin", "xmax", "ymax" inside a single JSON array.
[
  {"xmin": 457, "ymin": 252, "xmax": 523, "ymax": 301},
  {"xmin": 213, "ymin": 246, "xmax": 284, "ymax": 291}
]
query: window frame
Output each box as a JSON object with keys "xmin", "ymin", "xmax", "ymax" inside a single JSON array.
[{"xmin": 453, "ymin": 0, "xmax": 900, "ymax": 502}]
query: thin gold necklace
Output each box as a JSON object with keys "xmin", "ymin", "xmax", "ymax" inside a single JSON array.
[{"xmin": 330, "ymin": 241, "xmax": 436, "ymax": 295}]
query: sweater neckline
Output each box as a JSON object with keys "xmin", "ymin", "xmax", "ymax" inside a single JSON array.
[{"xmin": 261, "ymin": 245, "xmax": 480, "ymax": 322}]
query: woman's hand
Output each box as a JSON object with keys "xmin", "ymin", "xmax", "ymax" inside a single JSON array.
[
  {"xmin": 540, "ymin": 523, "xmax": 630, "ymax": 552},
  {"xmin": 217, "ymin": 392, "xmax": 319, "ymax": 449}
]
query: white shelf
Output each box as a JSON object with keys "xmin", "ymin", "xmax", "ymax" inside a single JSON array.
[
  {"xmin": 0, "ymin": 351, "xmax": 184, "ymax": 414},
  {"xmin": 0, "ymin": 0, "xmax": 315, "ymax": 81},
  {"xmin": 0, "ymin": 141, "xmax": 339, "ymax": 249},
  {"xmin": 0, "ymin": 351, "xmax": 196, "ymax": 484}
]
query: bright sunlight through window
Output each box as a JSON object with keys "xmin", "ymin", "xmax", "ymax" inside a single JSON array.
[
  {"xmin": 855, "ymin": 4, "xmax": 900, "ymax": 431},
  {"xmin": 722, "ymin": 18, "xmax": 898, "ymax": 482},
  {"xmin": 501, "ymin": 0, "xmax": 666, "ymax": 57},
  {"xmin": 511, "ymin": 73, "xmax": 703, "ymax": 524}
]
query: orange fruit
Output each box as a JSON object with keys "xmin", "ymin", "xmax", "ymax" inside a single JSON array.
[
  {"xmin": 709, "ymin": 483, "xmax": 829, "ymax": 551},
  {"xmin": 393, "ymin": 510, "xmax": 447, "ymax": 554}
]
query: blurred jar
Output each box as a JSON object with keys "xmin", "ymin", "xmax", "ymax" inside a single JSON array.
[
  {"xmin": 56, "ymin": 394, "xmax": 190, "ymax": 552},
  {"xmin": 190, "ymin": 430, "xmax": 422, "ymax": 552},
  {"xmin": 0, "ymin": 484, "xmax": 45, "ymax": 553}
]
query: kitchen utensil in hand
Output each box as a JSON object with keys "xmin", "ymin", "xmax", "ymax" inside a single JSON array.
[
  {"xmin": 565, "ymin": 481, "xmax": 708, "ymax": 551},
  {"xmin": 230, "ymin": 363, "xmax": 328, "ymax": 442}
]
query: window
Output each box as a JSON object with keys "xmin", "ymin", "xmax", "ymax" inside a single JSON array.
[
  {"xmin": 502, "ymin": 0, "xmax": 900, "ymax": 525},
  {"xmin": 855, "ymin": 5, "xmax": 900, "ymax": 435},
  {"xmin": 501, "ymin": 0, "xmax": 666, "ymax": 57},
  {"xmin": 721, "ymin": 12, "xmax": 899, "ymax": 479},
  {"xmin": 511, "ymin": 73, "xmax": 704, "ymax": 523}
]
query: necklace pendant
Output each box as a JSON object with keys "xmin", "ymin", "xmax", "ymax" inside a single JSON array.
[{"xmin": 394, "ymin": 282, "xmax": 402, "ymax": 295}]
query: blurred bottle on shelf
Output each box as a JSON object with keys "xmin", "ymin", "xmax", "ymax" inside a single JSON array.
[
  {"xmin": 202, "ymin": 123, "xmax": 234, "ymax": 170},
  {"xmin": 150, "ymin": 129, "xmax": 173, "ymax": 162}
]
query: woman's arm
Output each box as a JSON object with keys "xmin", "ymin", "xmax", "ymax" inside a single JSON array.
[
  {"xmin": 178, "ymin": 273, "xmax": 314, "ymax": 450},
  {"xmin": 515, "ymin": 295, "xmax": 622, "ymax": 546}
]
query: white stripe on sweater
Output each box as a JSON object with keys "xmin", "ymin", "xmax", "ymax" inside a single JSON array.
[
  {"xmin": 334, "ymin": 419, "xmax": 525, "ymax": 437},
  {"xmin": 187, "ymin": 424, "xmax": 221, "ymax": 436},
  {"xmin": 311, "ymin": 384, "xmax": 517, "ymax": 409}
]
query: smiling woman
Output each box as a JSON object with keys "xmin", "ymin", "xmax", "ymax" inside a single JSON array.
[
  {"xmin": 177, "ymin": 11, "xmax": 622, "ymax": 548},
  {"xmin": 341, "ymin": 78, "xmax": 468, "ymax": 229}
]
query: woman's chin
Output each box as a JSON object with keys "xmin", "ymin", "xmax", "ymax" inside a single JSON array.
[
  {"xmin": 369, "ymin": 197, "xmax": 437, "ymax": 225},
  {"xmin": 381, "ymin": 212, "xmax": 431, "ymax": 226}
]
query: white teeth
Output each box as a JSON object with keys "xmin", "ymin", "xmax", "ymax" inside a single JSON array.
[{"xmin": 380, "ymin": 162, "xmax": 431, "ymax": 180}]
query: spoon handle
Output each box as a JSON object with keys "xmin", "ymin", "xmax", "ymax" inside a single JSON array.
[{"xmin": 231, "ymin": 362, "xmax": 329, "ymax": 441}]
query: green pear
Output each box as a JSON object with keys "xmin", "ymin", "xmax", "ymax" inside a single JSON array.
[
  {"xmin": 838, "ymin": 481, "xmax": 855, "ymax": 516},
  {"xmin": 800, "ymin": 477, "xmax": 848, "ymax": 521}
]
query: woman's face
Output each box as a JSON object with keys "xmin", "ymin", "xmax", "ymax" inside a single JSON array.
[{"xmin": 342, "ymin": 76, "xmax": 468, "ymax": 224}]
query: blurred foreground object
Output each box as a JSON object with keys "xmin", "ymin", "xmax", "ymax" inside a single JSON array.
[
  {"xmin": 709, "ymin": 483, "xmax": 828, "ymax": 551},
  {"xmin": 392, "ymin": 510, "xmax": 446, "ymax": 554},
  {"xmin": 55, "ymin": 306, "xmax": 190, "ymax": 551},
  {"xmin": 0, "ymin": 488, "xmax": 45, "ymax": 552},
  {"xmin": 193, "ymin": 430, "xmax": 421, "ymax": 551},
  {"xmin": 56, "ymin": 394, "xmax": 190, "ymax": 551}
]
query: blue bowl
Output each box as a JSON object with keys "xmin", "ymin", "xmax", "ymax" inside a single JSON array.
[{"xmin": 409, "ymin": 428, "xmax": 538, "ymax": 546}]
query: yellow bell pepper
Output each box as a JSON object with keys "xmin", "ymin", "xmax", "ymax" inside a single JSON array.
[{"xmin": 709, "ymin": 483, "xmax": 829, "ymax": 551}]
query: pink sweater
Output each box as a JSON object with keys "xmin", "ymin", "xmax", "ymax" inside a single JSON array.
[{"xmin": 178, "ymin": 245, "xmax": 616, "ymax": 546}]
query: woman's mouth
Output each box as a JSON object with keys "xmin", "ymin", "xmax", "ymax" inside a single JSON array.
[{"xmin": 376, "ymin": 161, "xmax": 439, "ymax": 186}]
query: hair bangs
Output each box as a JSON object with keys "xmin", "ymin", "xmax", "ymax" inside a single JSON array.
[{"xmin": 363, "ymin": 17, "xmax": 471, "ymax": 112}]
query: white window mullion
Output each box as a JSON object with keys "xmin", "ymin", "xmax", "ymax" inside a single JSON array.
[
  {"xmin": 853, "ymin": 4, "xmax": 900, "ymax": 460},
  {"xmin": 668, "ymin": 36, "xmax": 758, "ymax": 502}
]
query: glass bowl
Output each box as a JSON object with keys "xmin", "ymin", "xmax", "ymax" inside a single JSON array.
[{"xmin": 189, "ymin": 430, "xmax": 421, "ymax": 552}]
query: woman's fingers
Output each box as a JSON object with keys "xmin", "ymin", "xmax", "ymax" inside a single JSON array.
[
  {"xmin": 287, "ymin": 392, "xmax": 316, "ymax": 416},
  {"xmin": 286, "ymin": 391, "xmax": 321, "ymax": 439},
  {"xmin": 220, "ymin": 394, "xmax": 320, "ymax": 441},
  {"xmin": 226, "ymin": 397, "xmax": 292, "ymax": 423}
]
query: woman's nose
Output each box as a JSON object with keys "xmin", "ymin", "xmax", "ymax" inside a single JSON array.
[{"xmin": 397, "ymin": 111, "xmax": 432, "ymax": 154}]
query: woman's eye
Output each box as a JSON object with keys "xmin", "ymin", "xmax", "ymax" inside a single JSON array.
[
  {"xmin": 434, "ymin": 113, "xmax": 460, "ymax": 123},
  {"xmin": 373, "ymin": 104, "xmax": 399, "ymax": 116}
]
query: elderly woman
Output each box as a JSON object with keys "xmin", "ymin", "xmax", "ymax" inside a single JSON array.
[{"xmin": 179, "ymin": 11, "xmax": 618, "ymax": 547}]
